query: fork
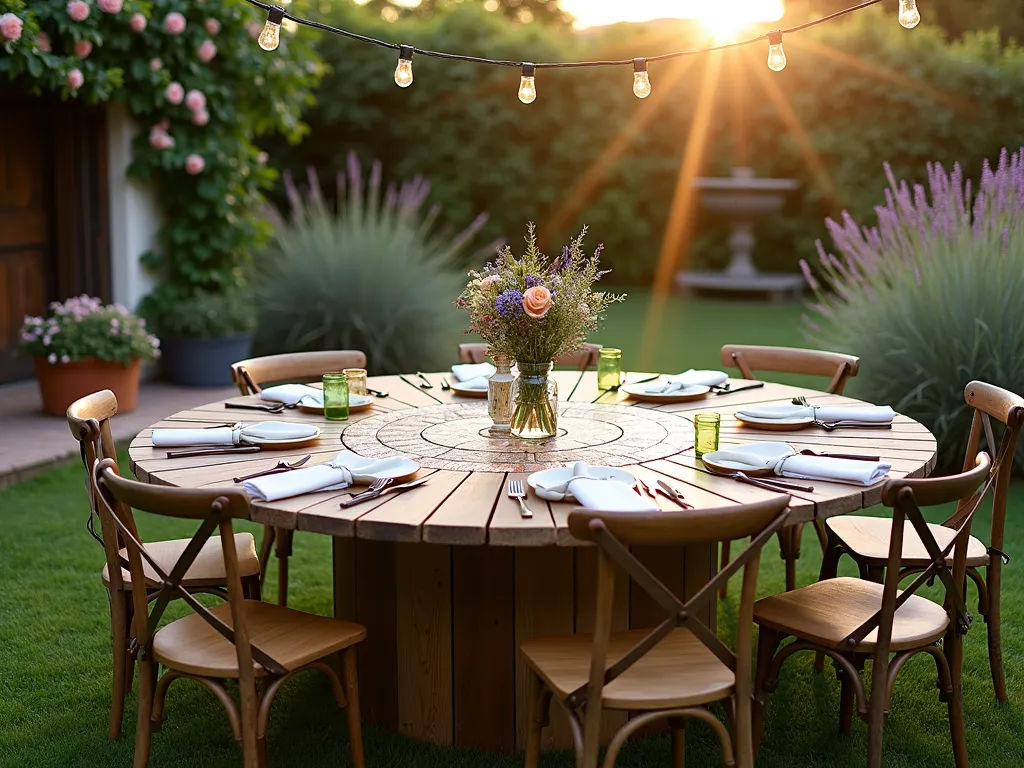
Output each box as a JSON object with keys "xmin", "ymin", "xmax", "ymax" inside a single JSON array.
[
  {"xmin": 704, "ymin": 466, "xmax": 813, "ymax": 493},
  {"xmin": 345, "ymin": 477, "xmax": 391, "ymax": 502},
  {"xmin": 441, "ymin": 377, "xmax": 452, "ymax": 391},
  {"xmin": 816, "ymin": 420, "xmax": 893, "ymax": 432},
  {"xmin": 508, "ymin": 479, "xmax": 533, "ymax": 519},
  {"xmin": 416, "ymin": 372, "xmax": 435, "ymax": 389},
  {"xmin": 798, "ymin": 449, "xmax": 881, "ymax": 462},
  {"xmin": 233, "ymin": 454, "xmax": 312, "ymax": 483},
  {"xmin": 225, "ymin": 401, "xmax": 286, "ymax": 413}
]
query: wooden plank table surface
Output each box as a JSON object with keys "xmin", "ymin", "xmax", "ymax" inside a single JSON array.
[{"xmin": 129, "ymin": 370, "xmax": 937, "ymax": 751}]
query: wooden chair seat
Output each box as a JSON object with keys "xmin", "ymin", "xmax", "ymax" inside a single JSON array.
[
  {"xmin": 153, "ymin": 599, "xmax": 366, "ymax": 678},
  {"xmin": 754, "ymin": 577, "xmax": 949, "ymax": 652},
  {"xmin": 101, "ymin": 533, "xmax": 260, "ymax": 589},
  {"xmin": 520, "ymin": 628, "xmax": 734, "ymax": 710},
  {"xmin": 826, "ymin": 516, "xmax": 989, "ymax": 567}
]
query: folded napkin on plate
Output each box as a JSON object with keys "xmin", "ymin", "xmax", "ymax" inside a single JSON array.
[
  {"xmin": 243, "ymin": 450, "xmax": 412, "ymax": 502},
  {"xmin": 736, "ymin": 405, "xmax": 896, "ymax": 424},
  {"xmin": 645, "ymin": 369, "xmax": 729, "ymax": 394},
  {"xmin": 260, "ymin": 384, "xmax": 321, "ymax": 406},
  {"xmin": 451, "ymin": 363, "xmax": 496, "ymax": 382},
  {"xmin": 712, "ymin": 443, "xmax": 890, "ymax": 486},
  {"xmin": 152, "ymin": 421, "xmax": 318, "ymax": 447},
  {"xmin": 534, "ymin": 461, "xmax": 658, "ymax": 512}
]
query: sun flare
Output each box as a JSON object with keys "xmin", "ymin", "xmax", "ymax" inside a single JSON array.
[{"xmin": 560, "ymin": 0, "xmax": 785, "ymax": 38}]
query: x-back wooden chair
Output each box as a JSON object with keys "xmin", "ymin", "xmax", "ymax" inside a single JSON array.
[
  {"xmin": 718, "ymin": 344, "xmax": 861, "ymax": 596},
  {"xmin": 458, "ymin": 342, "xmax": 602, "ymax": 371},
  {"xmin": 821, "ymin": 380, "xmax": 1024, "ymax": 702},
  {"xmin": 93, "ymin": 459, "xmax": 367, "ymax": 768},
  {"xmin": 67, "ymin": 390, "xmax": 261, "ymax": 741},
  {"xmin": 753, "ymin": 453, "xmax": 992, "ymax": 768},
  {"xmin": 230, "ymin": 350, "xmax": 367, "ymax": 607},
  {"xmin": 520, "ymin": 497, "xmax": 791, "ymax": 768}
]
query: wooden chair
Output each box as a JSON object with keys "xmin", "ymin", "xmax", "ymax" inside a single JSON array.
[
  {"xmin": 93, "ymin": 459, "xmax": 366, "ymax": 768},
  {"xmin": 458, "ymin": 342, "xmax": 602, "ymax": 370},
  {"xmin": 753, "ymin": 452, "xmax": 992, "ymax": 768},
  {"xmin": 230, "ymin": 350, "xmax": 366, "ymax": 607},
  {"xmin": 67, "ymin": 390, "xmax": 261, "ymax": 742},
  {"xmin": 820, "ymin": 380, "xmax": 1024, "ymax": 702},
  {"xmin": 520, "ymin": 496, "xmax": 791, "ymax": 768},
  {"xmin": 718, "ymin": 344, "xmax": 861, "ymax": 595}
]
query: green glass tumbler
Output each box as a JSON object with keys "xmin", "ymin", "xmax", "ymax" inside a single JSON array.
[
  {"xmin": 597, "ymin": 348, "xmax": 622, "ymax": 391},
  {"xmin": 694, "ymin": 412, "xmax": 720, "ymax": 459},
  {"xmin": 322, "ymin": 372, "xmax": 349, "ymax": 421}
]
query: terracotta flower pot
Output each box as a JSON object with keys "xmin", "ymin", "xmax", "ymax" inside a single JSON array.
[{"xmin": 34, "ymin": 357, "xmax": 141, "ymax": 416}]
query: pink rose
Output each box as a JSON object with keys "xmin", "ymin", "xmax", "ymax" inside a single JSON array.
[
  {"xmin": 165, "ymin": 81, "xmax": 184, "ymax": 104},
  {"xmin": 480, "ymin": 274, "xmax": 501, "ymax": 290},
  {"xmin": 247, "ymin": 20, "xmax": 261, "ymax": 39},
  {"xmin": 97, "ymin": 0, "xmax": 122, "ymax": 13},
  {"xmin": 184, "ymin": 89, "xmax": 205, "ymax": 112},
  {"xmin": 150, "ymin": 57, "xmax": 162, "ymax": 71},
  {"xmin": 66, "ymin": 68, "xmax": 84, "ymax": 90},
  {"xmin": 74, "ymin": 39, "xmax": 92, "ymax": 58},
  {"xmin": 67, "ymin": 0, "xmax": 90, "ymax": 22},
  {"xmin": 0, "ymin": 13, "xmax": 24, "ymax": 42},
  {"xmin": 197, "ymin": 39, "xmax": 216, "ymax": 63},
  {"xmin": 163, "ymin": 12, "xmax": 185, "ymax": 35},
  {"xmin": 129, "ymin": 13, "xmax": 146, "ymax": 31},
  {"xmin": 185, "ymin": 154, "xmax": 205, "ymax": 175},
  {"xmin": 204, "ymin": 17, "xmax": 220, "ymax": 35},
  {"xmin": 36, "ymin": 32, "xmax": 51, "ymax": 52},
  {"xmin": 149, "ymin": 129, "xmax": 175, "ymax": 150},
  {"xmin": 256, "ymin": 151, "xmax": 269, "ymax": 165},
  {"xmin": 522, "ymin": 285, "xmax": 553, "ymax": 319},
  {"xmin": 191, "ymin": 109, "xmax": 209, "ymax": 126}
]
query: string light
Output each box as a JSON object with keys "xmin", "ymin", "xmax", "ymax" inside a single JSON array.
[
  {"xmin": 257, "ymin": 5, "xmax": 284, "ymax": 52},
  {"xmin": 518, "ymin": 63, "xmax": 537, "ymax": 104},
  {"xmin": 394, "ymin": 45, "xmax": 414, "ymax": 88},
  {"xmin": 632, "ymin": 58, "xmax": 652, "ymax": 99},
  {"xmin": 766, "ymin": 30, "xmax": 787, "ymax": 72},
  {"xmin": 898, "ymin": 0, "xmax": 921, "ymax": 29}
]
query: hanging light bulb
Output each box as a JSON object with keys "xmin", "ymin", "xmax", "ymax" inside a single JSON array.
[
  {"xmin": 898, "ymin": 0, "xmax": 921, "ymax": 28},
  {"xmin": 632, "ymin": 58, "xmax": 652, "ymax": 99},
  {"xmin": 394, "ymin": 45, "xmax": 414, "ymax": 88},
  {"xmin": 257, "ymin": 6, "xmax": 285, "ymax": 52},
  {"xmin": 766, "ymin": 30, "xmax": 787, "ymax": 72},
  {"xmin": 518, "ymin": 63, "xmax": 537, "ymax": 104}
]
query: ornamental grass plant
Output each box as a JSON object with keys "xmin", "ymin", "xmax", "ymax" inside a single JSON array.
[
  {"xmin": 253, "ymin": 154, "xmax": 492, "ymax": 374},
  {"xmin": 803, "ymin": 149, "xmax": 1024, "ymax": 472}
]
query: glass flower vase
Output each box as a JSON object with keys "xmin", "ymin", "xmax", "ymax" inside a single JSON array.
[
  {"xmin": 510, "ymin": 361, "xmax": 558, "ymax": 440},
  {"xmin": 487, "ymin": 350, "xmax": 515, "ymax": 433}
]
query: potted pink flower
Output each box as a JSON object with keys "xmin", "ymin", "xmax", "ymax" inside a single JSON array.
[{"xmin": 19, "ymin": 296, "xmax": 160, "ymax": 415}]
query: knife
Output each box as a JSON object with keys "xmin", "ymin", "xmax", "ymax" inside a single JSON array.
[
  {"xmin": 714, "ymin": 382, "xmax": 766, "ymax": 396},
  {"xmin": 166, "ymin": 445, "xmax": 262, "ymax": 459},
  {"xmin": 656, "ymin": 479, "xmax": 695, "ymax": 509},
  {"xmin": 339, "ymin": 477, "xmax": 430, "ymax": 508}
]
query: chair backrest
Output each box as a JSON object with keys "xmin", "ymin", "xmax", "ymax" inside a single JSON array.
[
  {"xmin": 720, "ymin": 344, "xmax": 859, "ymax": 394},
  {"xmin": 458, "ymin": 343, "xmax": 602, "ymax": 371},
  {"xmin": 231, "ymin": 350, "xmax": 368, "ymax": 395},
  {"xmin": 92, "ymin": 459, "xmax": 286, "ymax": 684},
  {"xmin": 565, "ymin": 497, "xmax": 790, "ymax": 747}
]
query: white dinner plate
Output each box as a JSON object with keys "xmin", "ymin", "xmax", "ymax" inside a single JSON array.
[
  {"xmin": 527, "ymin": 466, "xmax": 635, "ymax": 500},
  {"xmin": 701, "ymin": 442, "xmax": 793, "ymax": 478},
  {"xmin": 344, "ymin": 455, "xmax": 421, "ymax": 484},
  {"xmin": 734, "ymin": 413, "xmax": 815, "ymax": 430},
  {"xmin": 450, "ymin": 382, "xmax": 488, "ymax": 398},
  {"xmin": 621, "ymin": 383, "xmax": 710, "ymax": 403},
  {"xmin": 296, "ymin": 393, "xmax": 374, "ymax": 414},
  {"xmin": 240, "ymin": 424, "xmax": 322, "ymax": 449}
]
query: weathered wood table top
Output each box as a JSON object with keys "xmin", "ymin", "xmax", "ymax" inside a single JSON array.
[{"xmin": 129, "ymin": 370, "xmax": 938, "ymax": 542}]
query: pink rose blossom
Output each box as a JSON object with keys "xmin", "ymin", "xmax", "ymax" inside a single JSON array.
[
  {"xmin": 67, "ymin": 0, "xmax": 90, "ymax": 22},
  {"xmin": 74, "ymin": 39, "xmax": 93, "ymax": 58},
  {"xmin": 185, "ymin": 154, "xmax": 205, "ymax": 175},
  {"xmin": 184, "ymin": 89, "xmax": 206, "ymax": 112},
  {"xmin": 197, "ymin": 39, "xmax": 216, "ymax": 63},
  {"xmin": 129, "ymin": 13, "xmax": 147, "ymax": 32},
  {"xmin": 191, "ymin": 109, "xmax": 209, "ymax": 126},
  {"xmin": 163, "ymin": 12, "xmax": 186, "ymax": 35},
  {"xmin": 0, "ymin": 13, "xmax": 24, "ymax": 42},
  {"xmin": 247, "ymin": 20, "xmax": 262, "ymax": 39},
  {"xmin": 36, "ymin": 32, "xmax": 51, "ymax": 52},
  {"xmin": 150, "ymin": 57, "xmax": 162, "ymax": 71},
  {"xmin": 66, "ymin": 68, "xmax": 84, "ymax": 90},
  {"xmin": 204, "ymin": 17, "xmax": 220, "ymax": 35},
  {"xmin": 149, "ymin": 129, "xmax": 175, "ymax": 150},
  {"xmin": 522, "ymin": 285, "xmax": 553, "ymax": 319},
  {"xmin": 165, "ymin": 81, "xmax": 184, "ymax": 105},
  {"xmin": 97, "ymin": 0, "xmax": 122, "ymax": 13},
  {"xmin": 256, "ymin": 151, "xmax": 269, "ymax": 165}
]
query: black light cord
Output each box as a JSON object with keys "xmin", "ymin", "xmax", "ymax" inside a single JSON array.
[{"xmin": 240, "ymin": 0, "xmax": 889, "ymax": 69}]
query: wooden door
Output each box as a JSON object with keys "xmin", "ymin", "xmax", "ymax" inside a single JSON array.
[{"xmin": 0, "ymin": 97, "xmax": 52, "ymax": 383}]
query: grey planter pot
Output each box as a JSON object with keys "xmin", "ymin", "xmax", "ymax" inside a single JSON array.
[{"xmin": 160, "ymin": 333, "xmax": 254, "ymax": 387}]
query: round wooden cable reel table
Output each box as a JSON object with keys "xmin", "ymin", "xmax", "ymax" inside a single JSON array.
[{"xmin": 129, "ymin": 370, "xmax": 937, "ymax": 751}]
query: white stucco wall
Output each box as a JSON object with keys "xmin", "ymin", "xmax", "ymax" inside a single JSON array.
[{"xmin": 106, "ymin": 103, "xmax": 161, "ymax": 311}]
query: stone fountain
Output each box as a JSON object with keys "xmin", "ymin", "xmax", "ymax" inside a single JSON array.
[{"xmin": 676, "ymin": 167, "xmax": 803, "ymax": 299}]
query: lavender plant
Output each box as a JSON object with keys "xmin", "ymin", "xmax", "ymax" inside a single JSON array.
[{"xmin": 803, "ymin": 149, "xmax": 1024, "ymax": 471}]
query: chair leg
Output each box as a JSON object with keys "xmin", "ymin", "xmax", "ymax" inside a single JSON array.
[
  {"xmin": 814, "ymin": 540, "xmax": 844, "ymax": 673},
  {"xmin": 107, "ymin": 589, "xmax": 129, "ymax": 741},
  {"xmin": 670, "ymin": 717, "xmax": 686, "ymax": 768},
  {"xmin": 985, "ymin": 567, "xmax": 1007, "ymax": 703},
  {"xmin": 720, "ymin": 541, "xmax": 732, "ymax": 598},
  {"xmin": 133, "ymin": 654, "xmax": 156, "ymax": 768},
  {"xmin": 838, "ymin": 664, "xmax": 856, "ymax": 735},
  {"xmin": 524, "ymin": 672, "xmax": 550, "ymax": 768},
  {"xmin": 752, "ymin": 628, "xmax": 779, "ymax": 752},
  {"xmin": 779, "ymin": 527, "xmax": 800, "ymax": 592},
  {"xmin": 946, "ymin": 630, "xmax": 968, "ymax": 767},
  {"xmin": 342, "ymin": 647, "xmax": 366, "ymax": 768},
  {"xmin": 275, "ymin": 528, "xmax": 293, "ymax": 607}
]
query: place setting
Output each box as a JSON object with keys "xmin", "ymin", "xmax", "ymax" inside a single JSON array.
[
  {"xmin": 733, "ymin": 398, "xmax": 897, "ymax": 431},
  {"xmin": 620, "ymin": 369, "xmax": 767, "ymax": 404},
  {"xmin": 447, "ymin": 362, "xmax": 495, "ymax": 398},
  {"xmin": 151, "ymin": 421, "xmax": 323, "ymax": 458}
]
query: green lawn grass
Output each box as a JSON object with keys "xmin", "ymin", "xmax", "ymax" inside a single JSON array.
[{"xmin": 3, "ymin": 295, "xmax": 1024, "ymax": 767}]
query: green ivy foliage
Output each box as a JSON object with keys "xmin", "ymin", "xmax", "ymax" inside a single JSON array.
[
  {"xmin": 270, "ymin": 4, "xmax": 1024, "ymax": 281},
  {"xmin": 0, "ymin": 0, "xmax": 324, "ymax": 335}
]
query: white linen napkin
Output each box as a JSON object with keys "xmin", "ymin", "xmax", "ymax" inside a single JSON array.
[
  {"xmin": 645, "ymin": 369, "xmax": 729, "ymax": 394},
  {"xmin": 775, "ymin": 455, "xmax": 891, "ymax": 486},
  {"xmin": 152, "ymin": 421, "xmax": 318, "ymax": 447},
  {"xmin": 451, "ymin": 363, "xmax": 496, "ymax": 382},
  {"xmin": 242, "ymin": 450, "xmax": 413, "ymax": 502},
  {"xmin": 736, "ymin": 404, "xmax": 895, "ymax": 423},
  {"xmin": 260, "ymin": 384, "xmax": 321, "ymax": 406},
  {"xmin": 533, "ymin": 462, "xmax": 656, "ymax": 511},
  {"xmin": 456, "ymin": 376, "xmax": 490, "ymax": 391}
]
